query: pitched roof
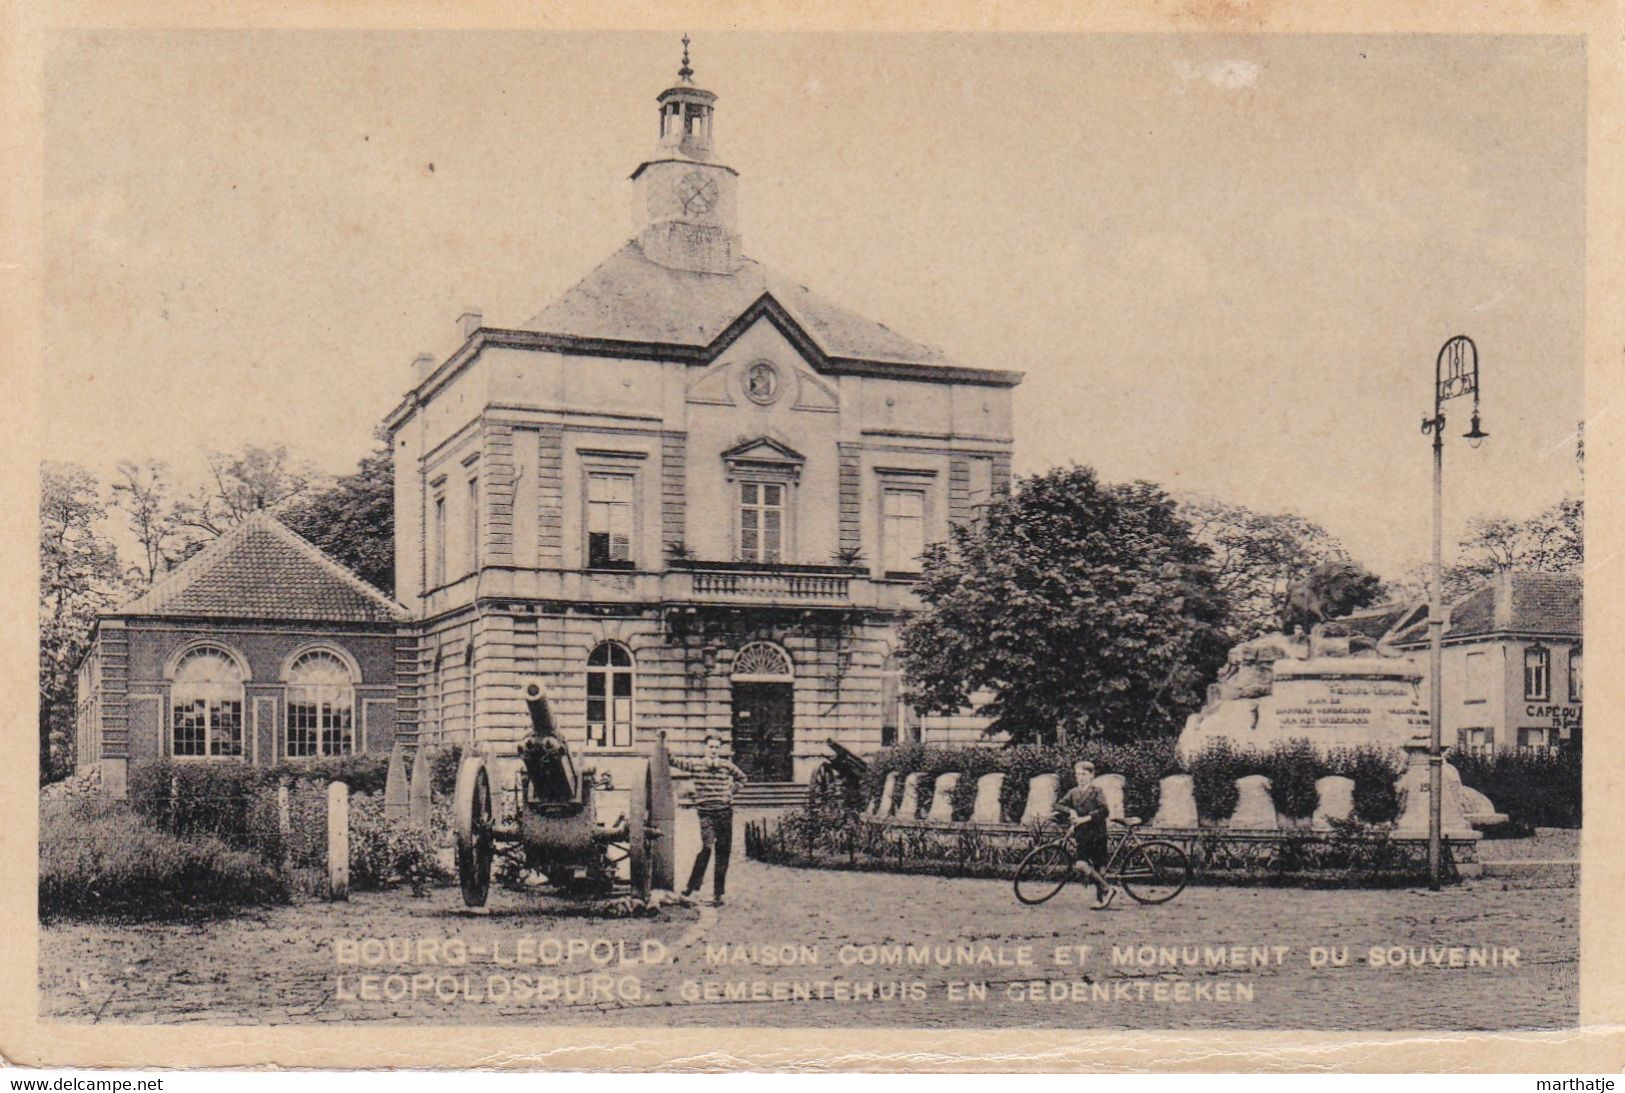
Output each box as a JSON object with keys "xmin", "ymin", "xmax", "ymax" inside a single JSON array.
[
  {"xmin": 522, "ymin": 242, "xmax": 960, "ymax": 369},
  {"xmin": 112, "ymin": 512, "xmax": 407, "ymax": 624},
  {"xmin": 1389, "ymin": 571, "xmax": 1582, "ymax": 645}
]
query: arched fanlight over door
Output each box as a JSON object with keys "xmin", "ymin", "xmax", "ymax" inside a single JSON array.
[{"xmin": 731, "ymin": 642, "xmax": 792, "ymax": 681}]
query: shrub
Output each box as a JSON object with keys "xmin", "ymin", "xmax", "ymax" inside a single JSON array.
[
  {"xmin": 1263, "ymin": 739, "xmax": 1324, "ymax": 820},
  {"xmin": 128, "ymin": 759, "xmax": 269, "ymax": 845},
  {"xmin": 265, "ymin": 754, "xmax": 390, "ymax": 795},
  {"xmin": 347, "ymin": 793, "xmax": 453, "ymax": 895},
  {"xmin": 429, "ymin": 742, "xmax": 465, "ymax": 802},
  {"xmin": 1327, "ymin": 746, "xmax": 1403, "ymax": 825},
  {"xmin": 1454, "ymin": 747, "xmax": 1581, "ymax": 830},
  {"xmin": 39, "ymin": 795, "xmax": 287, "ymax": 921},
  {"xmin": 1189, "ymin": 740, "xmax": 1246, "ymax": 823}
]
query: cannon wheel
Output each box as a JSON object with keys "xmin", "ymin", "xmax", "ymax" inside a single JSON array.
[
  {"xmin": 627, "ymin": 736, "xmax": 678, "ymax": 899},
  {"xmin": 809, "ymin": 760, "xmax": 843, "ymax": 808},
  {"xmin": 453, "ymin": 755, "xmax": 494, "ymax": 908}
]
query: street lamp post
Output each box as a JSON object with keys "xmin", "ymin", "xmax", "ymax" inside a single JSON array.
[{"xmin": 1420, "ymin": 335, "xmax": 1488, "ymax": 891}]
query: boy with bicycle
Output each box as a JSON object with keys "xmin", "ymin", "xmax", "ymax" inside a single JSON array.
[{"xmin": 1054, "ymin": 759, "xmax": 1118, "ymax": 910}]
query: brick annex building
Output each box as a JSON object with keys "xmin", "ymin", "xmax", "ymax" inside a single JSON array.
[
  {"xmin": 385, "ymin": 48, "xmax": 1022, "ymax": 792},
  {"xmin": 74, "ymin": 513, "xmax": 410, "ymax": 794}
]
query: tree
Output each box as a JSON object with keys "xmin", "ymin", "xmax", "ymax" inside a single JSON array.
[
  {"xmin": 39, "ymin": 464, "xmax": 126, "ymax": 782},
  {"xmin": 1176, "ymin": 494, "xmax": 1354, "ymax": 640},
  {"xmin": 110, "ymin": 458, "xmax": 189, "ymax": 587},
  {"xmin": 898, "ymin": 465, "xmax": 1231, "ymax": 745},
  {"xmin": 282, "ymin": 440, "xmax": 396, "ymax": 595},
  {"xmin": 169, "ymin": 443, "xmax": 321, "ymax": 547}
]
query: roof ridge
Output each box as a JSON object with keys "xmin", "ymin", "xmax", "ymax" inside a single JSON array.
[{"xmin": 261, "ymin": 517, "xmax": 410, "ymax": 620}]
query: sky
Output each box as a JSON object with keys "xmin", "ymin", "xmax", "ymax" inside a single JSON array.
[{"xmin": 41, "ymin": 31, "xmax": 1586, "ymax": 580}]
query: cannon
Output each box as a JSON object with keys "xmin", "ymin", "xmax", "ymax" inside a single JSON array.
[
  {"xmin": 808, "ymin": 737, "xmax": 870, "ymax": 811},
  {"xmin": 451, "ymin": 677, "xmax": 676, "ymax": 907}
]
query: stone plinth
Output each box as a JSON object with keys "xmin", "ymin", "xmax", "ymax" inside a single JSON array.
[
  {"xmin": 1152, "ymin": 774, "xmax": 1198, "ymax": 828},
  {"xmin": 1020, "ymin": 774, "xmax": 1059, "ymax": 825},
  {"xmin": 408, "ymin": 744, "xmax": 433, "ymax": 829},
  {"xmin": 928, "ymin": 774, "xmax": 960, "ymax": 822},
  {"xmin": 1093, "ymin": 773, "xmax": 1126, "ymax": 822},
  {"xmin": 971, "ymin": 773, "xmax": 1006, "ymax": 824},
  {"xmin": 898, "ymin": 773, "xmax": 922, "ymax": 820},
  {"xmin": 384, "ymin": 744, "xmax": 409, "ymax": 821},
  {"xmin": 873, "ymin": 772, "xmax": 897, "ymax": 817},
  {"xmin": 1179, "ymin": 649, "xmax": 1428, "ymax": 761},
  {"xmin": 1312, "ymin": 776, "xmax": 1355, "ymax": 830},
  {"xmin": 1229, "ymin": 774, "xmax": 1279, "ymax": 829}
]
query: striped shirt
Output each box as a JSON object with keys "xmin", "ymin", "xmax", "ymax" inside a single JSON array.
[{"xmin": 672, "ymin": 756, "xmax": 748, "ymax": 811}]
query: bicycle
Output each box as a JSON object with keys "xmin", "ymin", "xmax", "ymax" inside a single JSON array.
[{"xmin": 1013, "ymin": 816, "xmax": 1191, "ymax": 906}]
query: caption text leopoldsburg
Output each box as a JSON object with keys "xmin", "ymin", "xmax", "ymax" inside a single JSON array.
[{"xmin": 330, "ymin": 936, "xmax": 1522, "ymax": 1008}]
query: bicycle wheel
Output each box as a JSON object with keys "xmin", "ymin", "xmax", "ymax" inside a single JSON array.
[
  {"xmin": 1013, "ymin": 841, "xmax": 1074, "ymax": 905},
  {"xmin": 1118, "ymin": 840, "xmax": 1190, "ymax": 904}
]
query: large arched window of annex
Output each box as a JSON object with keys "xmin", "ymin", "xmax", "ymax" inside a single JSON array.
[
  {"xmin": 285, "ymin": 647, "xmax": 358, "ymax": 758},
  {"xmin": 170, "ymin": 645, "xmax": 246, "ymax": 759}
]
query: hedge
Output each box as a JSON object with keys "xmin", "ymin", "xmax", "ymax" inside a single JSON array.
[
  {"xmin": 1454, "ymin": 747, "xmax": 1581, "ymax": 831},
  {"xmin": 39, "ymin": 795, "xmax": 287, "ymax": 921}
]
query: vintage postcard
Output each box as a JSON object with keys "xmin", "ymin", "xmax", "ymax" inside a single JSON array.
[{"xmin": 3, "ymin": 0, "xmax": 1623, "ymax": 1074}]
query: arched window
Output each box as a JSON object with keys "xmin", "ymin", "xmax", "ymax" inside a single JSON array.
[
  {"xmin": 586, "ymin": 641, "xmax": 635, "ymax": 749},
  {"xmin": 286, "ymin": 649, "xmax": 356, "ymax": 757},
  {"xmin": 171, "ymin": 647, "xmax": 245, "ymax": 758}
]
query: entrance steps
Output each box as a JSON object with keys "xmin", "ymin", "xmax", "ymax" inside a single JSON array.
[{"xmin": 733, "ymin": 782, "xmax": 808, "ymax": 809}]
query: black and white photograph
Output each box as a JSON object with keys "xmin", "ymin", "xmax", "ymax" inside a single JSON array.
[{"xmin": 7, "ymin": 4, "xmax": 1621, "ymax": 1075}]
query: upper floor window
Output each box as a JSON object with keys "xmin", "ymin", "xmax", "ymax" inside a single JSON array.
[
  {"xmin": 586, "ymin": 641, "xmax": 635, "ymax": 749},
  {"xmin": 431, "ymin": 493, "xmax": 447, "ymax": 588},
  {"xmin": 466, "ymin": 476, "xmax": 481, "ymax": 573},
  {"xmin": 1524, "ymin": 646, "xmax": 1551, "ymax": 701},
  {"xmin": 587, "ymin": 472, "xmax": 635, "ymax": 567},
  {"xmin": 1464, "ymin": 650, "xmax": 1488, "ymax": 703},
  {"xmin": 739, "ymin": 481, "xmax": 785, "ymax": 564},
  {"xmin": 1569, "ymin": 649, "xmax": 1582, "ymax": 702},
  {"xmin": 171, "ymin": 647, "xmax": 244, "ymax": 759},
  {"xmin": 286, "ymin": 650, "xmax": 355, "ymax": 758},
  {"xmin": 882, "ymin": 487, "xmax": 927, "ymax": 573}
]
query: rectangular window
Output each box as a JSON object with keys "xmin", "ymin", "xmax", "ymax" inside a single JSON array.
[
  {"xmin": 587, "ymin": 472, "xmax": 635, "ymax": 567},
  {"xmin": 1518, "ymin": 726, "xmax": 1551, "ymax": 753},
  {"xmin": 739, "ymin": 481, "xmax": 785, "ymax": 564},
  {"xmin": 467, "ymin": 477, "xmax": 480, "ymax": 573},
  {"xmin": 287, "ymin": 699, "xmax": 354, "ymax": 757},
  {"xmin": 882, "ymin": 488, "xmax": 927, "ymax": 573},
  {"xmin": 1569, "ymin": 649, "xmax": 1582, "ymax": 702},
  {"xmin": 1462, "ymin": 727, "xmax": 1491, "ymax": 755},
  {"xmin": 432, "ymin": 494, "xmax": 447, "ymax": 588},
  {"xmin": 1463, "ymin": 650, "xmax": 1488, "ymax": 703},
  {"xmin": 173, "ymin": 698, "xmax": 242, "ymax": 758},
  {"xmin": 1524, "ymin": 646, "xmax": 1551, "ymax": 701}
]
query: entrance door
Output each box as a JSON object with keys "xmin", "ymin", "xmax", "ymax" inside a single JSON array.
[{"xmin": 731, "ymin": 682, "xmax": 794, "ymax": 782}]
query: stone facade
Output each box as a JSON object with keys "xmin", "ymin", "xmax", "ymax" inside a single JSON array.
[{"xmin": 386, "ymin": 54, "xmax": 1020, "ymax": 786}]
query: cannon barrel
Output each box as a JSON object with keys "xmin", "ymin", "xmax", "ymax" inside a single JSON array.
[
  {"xmin": 522, "ymin": 676, "xmax": 559, "ymax": 738},
  {"xmin": 824, "ymin": 737, "xmax": 869, "ymax": 776}
]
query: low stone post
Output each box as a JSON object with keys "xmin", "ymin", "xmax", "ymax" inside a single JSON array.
[
  {"xmin": 327, "ymin": 781, "xmax": 350, "ymax": 901},
  {"xmin": 897, "ymin": 773, "xmax": 922, "ymax": 820},
  {"xmin": 1093, "ymin": 773, "xmax": 1126, "ymax": 822},
  {"xmin": 384, "ymin": 744, "xmax": 408, "ymax": 822},
  {"xmin": 1312, "ymin": 776, "xmax": 1355, "ymax": 830},
  {"xmin": 970, "ymin": 773, "xmax": 1005, "ymax": 823},
  {"xmin": 276, "ymin": 780, "xmax": 291, "ymax": 870},
  {"xmin": 927, "ymin": 774, "xmax": 960, "ymax": 822},
  {"xmin": 1019, "ymin": 774, "xmax": 1059, "ymax": 826},
  {"xmin": 873, "ymin": 772, "xmax": 897, "ymax": 817},
  {"xmin": 408, "ymin": 744, "xmax": 433, "ymax": 830},
  {"xmin": 1151, "ymin": 774, "xmax": 1198, "ymax": 828},
  {"xmin": 1229, "ymin": 774, "xmax": 1279, "ymax": 829}
]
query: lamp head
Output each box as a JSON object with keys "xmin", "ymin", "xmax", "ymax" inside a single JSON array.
[{"xmin": 1464, "ymin": 410, "xmax": 1488, "ymax": 449}]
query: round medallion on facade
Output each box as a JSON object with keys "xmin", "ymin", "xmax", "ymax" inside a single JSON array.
[{"xmin": 744, "ymin": 360, "xmax": 781, "ymax": 405}]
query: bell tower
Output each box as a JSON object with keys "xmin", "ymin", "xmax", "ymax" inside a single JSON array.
[{"xmin": 631, "ymin": 36, "xmax": 742, "ymax": 275}]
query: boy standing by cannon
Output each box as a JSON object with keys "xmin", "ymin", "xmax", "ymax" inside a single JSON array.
[{"xmin": 672, "ymin": 734, "xmax": 748, "ymax": 905}]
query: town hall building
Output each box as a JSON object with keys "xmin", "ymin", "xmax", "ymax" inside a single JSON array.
[{"xmin": 384, "ymin": 46, "xmax": 1022, "ymax": 792}]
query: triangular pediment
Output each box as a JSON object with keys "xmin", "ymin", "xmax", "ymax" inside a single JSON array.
[{"xmin": 721, "ymin": 435, "xmax": 806, "ymax": 465}]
